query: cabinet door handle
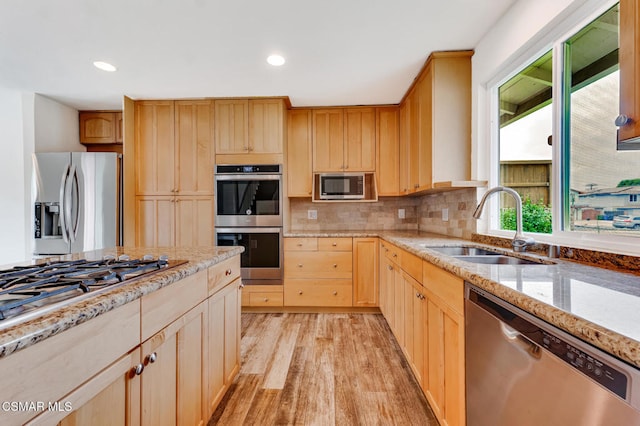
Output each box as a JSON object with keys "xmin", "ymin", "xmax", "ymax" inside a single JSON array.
[
  {"xmin": 131, "ymin": 363, "xmax": 144, "ymax": 377},
  {"xmin": 333, "ymin": 264, "xmax": 338, "ymax": 268},
  {"xmin": 298, "ymin": 290, "xmax": 303, "ymax": 295},
  {"xmin": 388, "ymin": 265, "xmax": 393, "ymax": 271},
  {"xmin": 264, "ymin": 298, "xmax": 269, "ymax": 302},
  {"xmin": 392, "ymin": 253, "xmax": 397, "ymax": 258},
  {"xmin": 332, "ymin": 242, "xmax": 337, "ymax": 246},
  {"xmin": 297, "ymin": 243, "xmax": 303, "ymax": 247},
  {"xmin": 297, "ymin": 263, "xmax": 303, "ymax": 267},
  {"xmin": 333, "ymin": 291, "xmax": 338, "ymax": 296},
  {"xmin": 225, "ymin": 269, "xmax": 232, "ymax": 276},
  {"xmin": 145, "ymin": 352, "xmax": 158, "ymax": 365},
  {"xmin": 615, "ymin": 114, "xmax": 632, "ymax": 127}
]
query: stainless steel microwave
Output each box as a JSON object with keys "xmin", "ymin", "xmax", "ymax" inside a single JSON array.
[{"xmin": 319, "ymin": 173, "xmax": 365, "ymax": 200}]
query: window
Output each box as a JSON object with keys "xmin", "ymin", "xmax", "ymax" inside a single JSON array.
[{"xmin": 492, "ymin": 2, "xmax": 640, "ymax": 246}]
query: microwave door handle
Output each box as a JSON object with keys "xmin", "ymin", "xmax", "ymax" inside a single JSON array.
[{"xmin": 59, "ymin": 164, "xmax": 70, "ymax": 244}]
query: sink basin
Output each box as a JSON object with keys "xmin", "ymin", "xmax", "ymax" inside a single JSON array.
[
  {"xmin": 421, "ymin": 245, "xmax": 502, "ymax": 256},
  {"xmin": 453, "ymin": 255, "xmax": 545, "ymax": 265}
]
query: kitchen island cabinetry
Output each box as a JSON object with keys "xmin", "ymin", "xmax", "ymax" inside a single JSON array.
[
  {"xmin": 2, "ymin": 251, "xmax": 242, "ymax": 426},
  {"xmin": 619, "ymin": 0, "xmax": 640, "ymax": 145}
]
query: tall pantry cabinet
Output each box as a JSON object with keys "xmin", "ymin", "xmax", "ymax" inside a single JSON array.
[{"xmin": 133, "ymin": 100, "xmax": 215, "ymax": 247}]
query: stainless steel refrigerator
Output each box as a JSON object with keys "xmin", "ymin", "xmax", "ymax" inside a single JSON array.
[{"xmin": 32, "ymin": 152, "xmax": 122, "ymax": 255}]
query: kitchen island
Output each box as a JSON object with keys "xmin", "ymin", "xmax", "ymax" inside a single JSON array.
[{"xmin": 0, "ymin": 246, "xmax": 243, "ymax": 425}]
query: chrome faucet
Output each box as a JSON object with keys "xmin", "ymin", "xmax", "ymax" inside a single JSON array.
[{"xmin": 473, "ymin": 186, "xmax": 536, "ymax": 252}]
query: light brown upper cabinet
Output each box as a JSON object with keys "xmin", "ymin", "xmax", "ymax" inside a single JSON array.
[
  {"xmin": 79, "ymin": 111, "xmax": 122, "ymax": 144},
  {"xmin": 312, "ymin": 107, "xmax": 376, "ymax": 172},
  {"xmin": 214, "ymin": 98, "xmax": 285, "ymax": 156},
  {"xmin": 287, "ymin": 109, "xmax": 313, "ymax": 197},
  {"xmin": 618, "ymin": 0, "xmax": 640, "ymax": 145},
  {"xmin": 376, "ymin": 107, "xmax": 401, "ymax": 196},
  {"xmin": 133, "ymin": 100, "xmax": 214, "ymax": 247},
  {"xmin": 400, "ymin": 51, "xmax": 473, "ymax": 194},
  {"xmin": 135, "ymin": 100, "xmax": 214, "ymax": 196}
]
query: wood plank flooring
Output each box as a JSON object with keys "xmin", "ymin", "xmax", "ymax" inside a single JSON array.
[{"xmin": 208, "ymin": 313, "xmax": 438, "ymax": 425}]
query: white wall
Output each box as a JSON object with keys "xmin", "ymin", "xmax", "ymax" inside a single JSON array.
[
  {"xmin": 34, "ymin": 94, "xmax": 83, "ymax": 152},
  {"xmin": 0, "ymin": 92, "xmax": 80, "ymax": 265},
  {"xmin": 0, "ymin": 89, "xmax": 29, "ymax": 264}
]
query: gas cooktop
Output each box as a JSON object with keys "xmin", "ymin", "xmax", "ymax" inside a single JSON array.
[{"xmin": 0, "ymin": 255, "xmax": 187, "ymax": 322}]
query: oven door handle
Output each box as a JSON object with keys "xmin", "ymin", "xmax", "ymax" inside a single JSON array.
[
  {"xmin": 214, "ymin": 174, "xmax": 282, "ymax": 181},
  {"xmin": 215, "ymin": 227, "xmax": 283, "ymax": 233}
]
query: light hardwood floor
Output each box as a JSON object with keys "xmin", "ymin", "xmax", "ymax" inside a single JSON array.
[{"xmin": 208, "ymin": 313, "xmax": 438, "ymax": 425}]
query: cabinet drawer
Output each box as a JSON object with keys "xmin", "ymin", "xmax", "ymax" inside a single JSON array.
[
  {"xmin": 382, "ymin": 242, "xmax": 401, "ymax": 264},
  {"xmin": 284, "ymin": 237, "xmax": 318, "ymax": 251},
  {"xmin": 317, "ymin": 237, "xmax": 353, "ymax": 251},
  {"xmin": 208, "ymin": 257, "xmax": 241, "ymax": 295},
  {"xmin": 423, "ymin": 261, "xmax": 464, "ymax": 315},
  {"xmin": 401, "ymin": 250, "xmax": 422, "ymax": 281},
  {"xmin": 285, "ymin": 251, "xmax": 352, "ymax": 279},
  {"xmin": 248, "ymin": 292, "xmax": 284, "ymax": 307},
  {"xmin": 284, "ymin": 279, "xmax": 353, "ymax": 306},
  {"xmin": 141, "ymin": 270, "xmax": 208, "ymax": 341}
]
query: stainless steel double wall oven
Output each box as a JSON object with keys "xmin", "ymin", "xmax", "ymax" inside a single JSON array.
[{"xmin": 214, "ymin": 165, "xmax": 283, "ymax": 285}]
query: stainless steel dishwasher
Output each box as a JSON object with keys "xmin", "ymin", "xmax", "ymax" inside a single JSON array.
[{"xmin": 465, "ymin": 283, "xmax": 640, "ymax": 425}]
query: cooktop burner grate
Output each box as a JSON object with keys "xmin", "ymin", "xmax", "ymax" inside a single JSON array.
[{"xmin": 0, "ymin": 255, "xmax": 186, "ymax": 321}]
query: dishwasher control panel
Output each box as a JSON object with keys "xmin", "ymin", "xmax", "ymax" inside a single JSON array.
[{"xmin": 539, "ymin": 330, "xmax": 627, "ymax": 399}]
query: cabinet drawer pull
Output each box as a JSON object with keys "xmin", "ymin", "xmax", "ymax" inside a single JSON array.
[
  {"xmin": 297, "ymin": 243, "xmax": 303, "ymax": 246},
  {"xmin": 298, "ymin": 290, "xmax": 303, "ymax": 295},
  {"xmin": 298, "ymin": 263, "xmax": 303, "ymax": 267},
  {"xmin": 225, "ymin": 269, "xmax": 232, "ymax": 276},
  {"xmin": 333, "ymin": 264, "xmax": 338, "ymax": 268},
  {"xmin": 392, "ymin": 253, "xmax": 397, "ymax": 258},
  {"xmin": 132, "ymin": 363, "xmax": 144, "ymax": 377},
  {"xmin": 264, "ymin": 298, "xmax": 269, "ymax": 302},
  {"xmin": 332, "ymin": 242, "xmax": 337, "ymax": 246},
  {"xmin": 333, "ymin": 291, "xmax": 338, "ymax": 296}
]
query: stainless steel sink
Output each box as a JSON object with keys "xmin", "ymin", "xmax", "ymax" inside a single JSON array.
[
  {"xmin": 421, "ymin": 245, "xmax": 502, "ymax": 256},
  {"xmin": 453, "ymin": 255, "xmax": 545, "ymax": 265}
]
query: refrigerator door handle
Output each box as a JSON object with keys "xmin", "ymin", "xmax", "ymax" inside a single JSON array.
[
  {"xmin": 68, "ymin": 164, "xmax": 79, "ymax": 243},
  {"xmin": 59, "ymin": 164, "xmax": 71, "ymax": 244}
]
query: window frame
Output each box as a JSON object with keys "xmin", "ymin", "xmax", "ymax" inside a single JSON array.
[{"xmin": 482, "ymin": 0, "xmax": 640, "ymax": 255}]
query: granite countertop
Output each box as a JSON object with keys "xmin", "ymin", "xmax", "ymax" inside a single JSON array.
[
  {"xmin": 0, "ymin": 246, "xmax": 244, "ymax": 359},
  {"xmin": 286, "ymin": 230, "xmax": 640, "ymax": 369}
]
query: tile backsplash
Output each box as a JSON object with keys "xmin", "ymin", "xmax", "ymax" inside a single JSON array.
[
  {"xmin": 288, "ymin": 187, "xmax": 478, "ymax": 238},
  {"xmin": 417, "ymin": 188, "xmax": 477, "ymax": 239}
]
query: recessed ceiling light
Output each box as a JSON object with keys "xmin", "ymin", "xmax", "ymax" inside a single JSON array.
[
  {"xmin": 93, "ymin": 61, "xmax": 117, "ymax": 72},
  {"xmin": 267, "ymin": 54, "xmax": 285, "ymax": 66}
]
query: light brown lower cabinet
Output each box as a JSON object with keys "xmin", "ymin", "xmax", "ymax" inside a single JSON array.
[
  {"xmin": 8, "ymin": 257, "xmax": 242, "ymax": 426},
  {"xmin": 377, "ymin": 241, "xmax": 465, "ymax": 426},
  {"xmin": 353, "ymin": 237, "xmax": 379, "ymax": 307}
]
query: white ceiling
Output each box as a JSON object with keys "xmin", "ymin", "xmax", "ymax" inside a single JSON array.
[{"xmin": 0, "ymin": 0, "xmax": 516, "ymax": 110}]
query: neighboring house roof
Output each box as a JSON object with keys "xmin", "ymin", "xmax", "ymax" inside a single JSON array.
[{"xmin": 578, "ymin": 186, "xmax": 640, "ymax": 196}]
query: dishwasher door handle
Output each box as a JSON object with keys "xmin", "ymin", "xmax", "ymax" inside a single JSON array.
[{"xmin": 501, "ymin": 322, "xmax": 542, "ymax": 360}]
